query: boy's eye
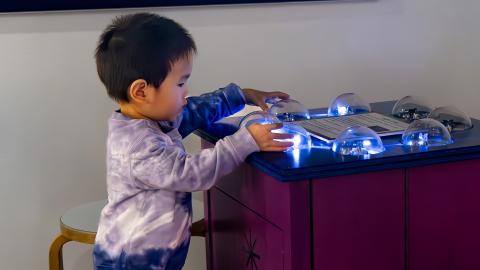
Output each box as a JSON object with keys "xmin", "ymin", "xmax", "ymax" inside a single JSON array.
[{"xmin": 178, "ymin": 83, "xmax": 185, "ymax": 87}]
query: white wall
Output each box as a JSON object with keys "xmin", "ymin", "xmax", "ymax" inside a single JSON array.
[{"xmin": 1, "ymin": 0, "xmax": 480, "ymax": 269}]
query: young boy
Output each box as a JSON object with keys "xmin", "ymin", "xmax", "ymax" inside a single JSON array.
[{"xmin": 93, "ymin": 13, "xmax": 293, "ymax": 270}]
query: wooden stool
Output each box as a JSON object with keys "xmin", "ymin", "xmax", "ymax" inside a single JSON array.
[
  {"xmin": 49, "ymin": 200, "xmax": 106, "ymax": 270},
  {"xmin": 49, "ymin": 198, "xmax": 205, "ymax": 269}
]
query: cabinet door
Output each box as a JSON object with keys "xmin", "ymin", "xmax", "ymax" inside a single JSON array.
[
  {"xmin": 408, "ymin": 159, "xmax": 480, "ymax": 270},
  {"xmin": 312, "ymin": 170, "xmax": 405, "ymax": 270},
  {"xmin": 208, "ymin": 187, "xmax": 284, "ymax": 270}
]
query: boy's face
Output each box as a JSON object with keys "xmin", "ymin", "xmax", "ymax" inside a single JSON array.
[{"xmin": 148, "ymin": 55, "xmax": 192, "ymax": 121}]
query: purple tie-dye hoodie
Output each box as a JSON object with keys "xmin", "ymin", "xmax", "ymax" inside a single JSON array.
[{"xmin": 93, "ymin": 83, "xmax": 259, "ymax": 270}]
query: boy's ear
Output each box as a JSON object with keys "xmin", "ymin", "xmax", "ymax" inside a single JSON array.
[{"xmin": 128, "ymin": 79, "xmax": 150, "ymax": 103}]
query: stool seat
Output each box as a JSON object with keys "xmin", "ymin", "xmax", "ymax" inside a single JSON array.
[
  {"xmin": 60, "ymin": 200, "xmax": 106, "ymax": 244},
  {"xmin": 49, "ymin": 199, "xmax": 106, "ymax": 270}
]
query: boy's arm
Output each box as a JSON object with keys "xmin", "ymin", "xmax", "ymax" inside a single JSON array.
[
  {"xmin": 130, "ymin": 128, "xmax": 259, "ymax": 192},
  {"xmin": 178, "ymin": 83, "xmax": 246, "ymax": 138}
]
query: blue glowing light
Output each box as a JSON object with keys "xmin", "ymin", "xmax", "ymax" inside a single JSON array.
[
  {"xmin": 332, "ymin": 126, "xmax": 385, "ymax": 156},
  {"xmin": 401, "ymin": 119, "xmax": 452, "ymax": 148},
  {"xmin": 337, "ymin": 106, "xmax": 349, "ymax": 116},
  {"xmin": 272, "ymin": 123, "xmax": 312, "ymax": 151}
]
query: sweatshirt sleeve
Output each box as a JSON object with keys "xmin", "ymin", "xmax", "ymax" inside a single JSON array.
[
  {"xmin": 178, "ymin": 83, "xmax": 246, "ymax": 138},
  {"xmin": 130, "ymin": 127, "xmax": 259, "ymax": 192}
]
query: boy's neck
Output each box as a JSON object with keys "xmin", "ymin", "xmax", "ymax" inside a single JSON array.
[{"xmin": 119, "ymin": 102, "xmax": 148, "ymax": 120}]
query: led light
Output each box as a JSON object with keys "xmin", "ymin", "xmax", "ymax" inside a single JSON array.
[
  {"xmin": 272, "ymin": 123, "xmax": 312, "ymax": 151},
  {"xmin": 337, "ymin": 106, "xmax": 349, "ymax": 116},
  {"xmin": 362, "ymin": 140, "xmax": 372, "ymax": 147},
  {"xmin": 328, "ymin": 93, "xmax": 371, "ymax": 116}
]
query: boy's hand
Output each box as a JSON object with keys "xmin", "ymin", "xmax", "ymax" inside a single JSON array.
[
  {"xmin": 242, "ymin": 88, "xmax": 290, "ymax": 111},
  {"xmin": 247, "ymin": 123, "xmax": 294, "ymax": 152}
]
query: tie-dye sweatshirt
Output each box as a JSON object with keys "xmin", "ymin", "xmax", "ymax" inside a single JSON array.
[{"xmin": 93, "ymin": 83, "xmax": 259, "ymax": 270}]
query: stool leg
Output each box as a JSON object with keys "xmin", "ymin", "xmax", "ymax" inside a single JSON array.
[
  {"xmin": 49, "ymin": 234, "xmax": 71, "ymax": 270},
  {"xmin": 191, "ymin": 218, "xmax": 207, "ymax": 237}
]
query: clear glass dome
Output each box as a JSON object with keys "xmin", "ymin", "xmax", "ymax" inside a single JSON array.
[
  {"xmin": 268, "ymin": 99, "xmax": 310, "ymax": 122},
  {"xmin": 327, "ymin": 93, "xmax": 371, "ymax": 116},
  {"xmin": 332, "ymin": 126, "xmax": 385, "ymax": 156},
  {"xmin": 428, "ymin": 106, "xmax": 473, "ymax": 132},
  {"xmin": 401, "ymin": 118, "xmax": 453, "ymax": 147},
  {"xmin": 238, "ymin": 111, "xmax": 281, "ymax": 128},
  {"xmin": 272, "ymin": 123, "xmax": 312, "ymax": 150},
  {"xmin": 392, "ymin": 96, "xmax": 433, "ymax": 122}
]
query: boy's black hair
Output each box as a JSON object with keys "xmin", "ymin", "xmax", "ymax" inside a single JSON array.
[{"xmin": 95, "ymin": 13, "xmax": 196, "ymax": 102}]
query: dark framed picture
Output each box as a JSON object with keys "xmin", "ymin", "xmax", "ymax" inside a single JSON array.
[{"xmin": 0, "ymin": 0, "xmax": 327, "ymax": 13}]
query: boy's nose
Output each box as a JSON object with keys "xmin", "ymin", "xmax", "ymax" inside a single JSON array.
[{"xmin": 183, "ymin": 89, "xmax": 189, "ymax": 105}]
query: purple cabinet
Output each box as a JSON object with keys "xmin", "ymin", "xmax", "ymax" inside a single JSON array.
[
  {"xmin": 312, "ymin": 170, "xmax": 405, "ymax": 270},
  {"xmin": 205, "ymin": 163, "xmax": 406, "ymax": 270},
  {"xmin": 201, "ymin": 140, "xmax": 480, "ymax": 270},
  {"xmin": 207, "ymin": 188, "xmax": 284, "ymax": 270},
  {"xmin": 408, "ymin": 159, "xmax": 480, "ymax": 270},
  {"xmin": 203, "ymin": 140, "xmax": 310, "ymax": 270},
  {"xmin": 197, "ymin": 101, "xmax": 480, "ymax": 269}
]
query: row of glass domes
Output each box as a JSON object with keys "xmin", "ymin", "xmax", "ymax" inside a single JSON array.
[{"xmin": 238, "ymin": 93, "xmax": 472, "ymax": 156}]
